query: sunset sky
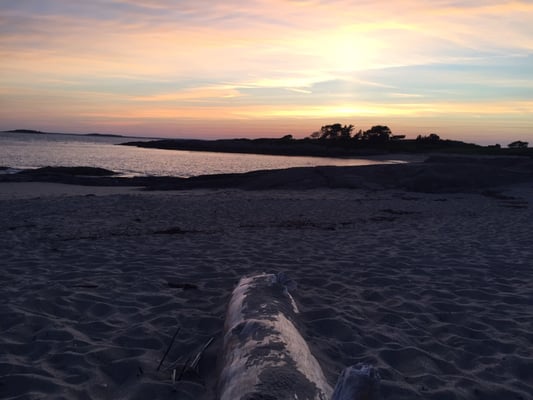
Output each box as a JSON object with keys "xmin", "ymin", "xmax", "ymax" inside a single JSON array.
[{"xmin": 1, "ymin": 0, "xmax": 532, "ymax": 144}]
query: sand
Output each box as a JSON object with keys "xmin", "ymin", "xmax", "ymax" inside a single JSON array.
[
  {"xmin": 1, "ymin": 181, "xmax": 532, "ymax": 399},
  {"xmin": 0, "ymin": 182, "xmax": 143, "ymax": 200}
]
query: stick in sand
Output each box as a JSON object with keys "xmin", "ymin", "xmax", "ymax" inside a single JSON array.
[
  {"xmin": 190, "ymin": 336, "xmax": 215, "ymax": 371},
  {"xmin": 157, "ymin": 326, "xmax": 181, "ymax": 371},
  {"xmin": 175, "ymin": 337, "xmax": 214, "ymax": 382}
]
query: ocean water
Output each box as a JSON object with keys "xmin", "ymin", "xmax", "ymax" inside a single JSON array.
[{"xmin": 0, "ymin": 131, "xmax": 405, "ymax": 177}]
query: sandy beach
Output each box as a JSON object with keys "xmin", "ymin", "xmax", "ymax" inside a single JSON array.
[{"xmin": 1, "ymin": 167, "xmax": 532, "ymax": 399}]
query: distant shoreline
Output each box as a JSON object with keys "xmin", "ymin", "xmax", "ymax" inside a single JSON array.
[{"xmin": 120, "ymin": 137, "xmax": 533, "ymax": 159}]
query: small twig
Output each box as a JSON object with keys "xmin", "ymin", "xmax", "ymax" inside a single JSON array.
[
  {"xmin": 190, "ymin": 336, "xmax": 215, "ymax": 370},
  {"xmin": 157, "ymin": 326, "xmax": 181, "ymax": 371},
  {"xmin": 177, "ymin": 356, "xmax": 191, "ymax": 381}
]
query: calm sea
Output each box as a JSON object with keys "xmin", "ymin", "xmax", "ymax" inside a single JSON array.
[{"xmin": 0, "ymin": 132, "xmax": 405, "ymax": 177}]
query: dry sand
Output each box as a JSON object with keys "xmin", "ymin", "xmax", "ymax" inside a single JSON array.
[{"xmin": 0, "ymin": 181, "xmax": 532, "ymax": 399}]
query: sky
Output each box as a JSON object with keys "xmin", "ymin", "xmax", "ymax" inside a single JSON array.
[{"xmin": 1, "ymin": 0, "xmax": 532, "ymax": 144}]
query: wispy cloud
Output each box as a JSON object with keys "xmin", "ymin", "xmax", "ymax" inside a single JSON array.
[
  {"xmin": 131, "ymin": 85, "xmax": 244, "ymax": 102},
  {"xmin": 285, "ymin": 88, "xmax": 313, "ymax": 94}
]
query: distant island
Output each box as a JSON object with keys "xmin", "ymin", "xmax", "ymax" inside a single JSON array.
[
  {"xmin": 6, "ymin": 129, "xmax": 45, "ymax": 134},
  {"xmin": 121, "ymin": 123, "xmax": 532, "ymax": 159},
  {"xmin": 4, "ymin": 129, "xmax": 125, "ymax": 138}
]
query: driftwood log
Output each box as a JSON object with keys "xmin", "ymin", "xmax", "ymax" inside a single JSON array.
[{"xmin": 218, "ymin": 273, "xmax": 380, "ymax": 400}]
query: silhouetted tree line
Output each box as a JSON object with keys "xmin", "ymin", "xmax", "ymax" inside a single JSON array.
[
  {"xmin": 308, "ymin": 123, "xmax": 450, "ymax": 144},
  {"xmin": 508, "ymin": 140, "xmax": 528, "ymax": 149},
  {"xmin": 416, "ymin": 133, "xmax": 441, "ymax": 142},
  {"xmin": 309, "ymin": 123, "xmax": 394, "ymax": 143},
  {"xmin": 298, "ymin": 123, "xmax": 532, "ymax": 155},
  {"xmin": 303, "ymin": 123, "xmax": 479, "ymax": 152},
  {"xmin": 307, "ymin": 124, "xmax": 530, "ymax": 149}
]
